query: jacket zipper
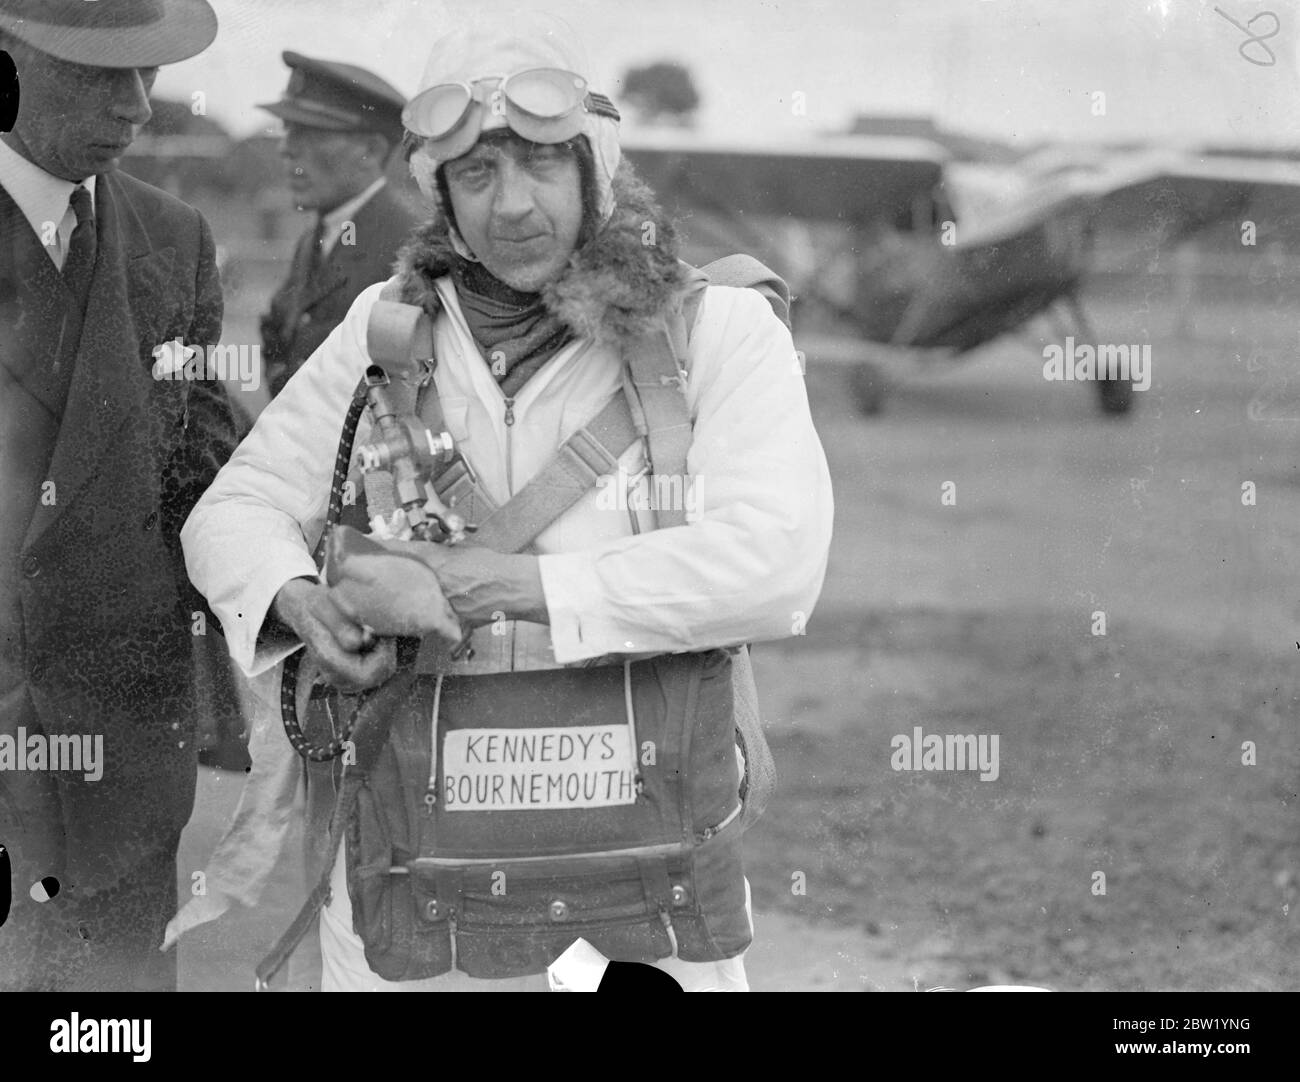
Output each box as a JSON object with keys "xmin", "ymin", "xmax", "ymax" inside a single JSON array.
[
  {"xmin": 398, "ymin": 806, "xmax": 743, "ymax": 874},
  {"xmin": 407, "ymin": 836, "xmax": 720, "ymax": 869},
  {"xmin": 503, "ymin": 397, "xmax": 516, "ymax": 495}
]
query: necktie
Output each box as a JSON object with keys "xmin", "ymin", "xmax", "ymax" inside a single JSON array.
[
  {"xmin": 61, "ymin": 184, "xmax": 97, "ymax": 310},
  {"xmin": 285, "ymin": 216, "xmax": 326, "ymax": 341},
  {"xmin": 305, "ymin": 214, "xmax": 326, "ymax": 284}
]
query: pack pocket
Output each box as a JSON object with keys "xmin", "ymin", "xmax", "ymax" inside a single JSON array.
[
  {"xmin": 346, "ymin": 783, "xmax": 393, "ymax": 957},
  {"xmin": 348, "ymin": 841, "xmax": 749, "ymax": 982},
  {"xmin": 458, "ymin": 857, "xmax": 681, "ymax": 979},
  {"xmin": 683, "ymin": 649, "xmax": 742, "ymax": 834},
  {"xmin": 456, "ymin": 914, "xmax": 673, "ymax": 979},
  {"xmin": 406, "ymin": 850, "xmax": 737, "ymax": 980},
  {"xmin": 346, "ymin": 782, "xmax": 454, "ymax": 982}
]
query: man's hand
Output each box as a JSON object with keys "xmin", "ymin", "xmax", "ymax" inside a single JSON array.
[
  {"xmin": 270, "ymin": 577, "xmax": 397, "ymax": 690},
  {"xmin": 412, "ymin": 545, "xmax": 549, "ymax": 628},
  {"xmin": 322, "ymin": 527, "xmax": 464, "ymax": 642}
]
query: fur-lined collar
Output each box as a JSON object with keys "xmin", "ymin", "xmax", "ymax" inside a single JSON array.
[{"xmin": 392, "ymin": 162, "xmax": 689, "ymax": 344}]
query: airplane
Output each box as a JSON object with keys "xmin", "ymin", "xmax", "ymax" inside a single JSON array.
[{"xmin": 623, "ymin": 129, "xmax": 1300, "ymax": 415}]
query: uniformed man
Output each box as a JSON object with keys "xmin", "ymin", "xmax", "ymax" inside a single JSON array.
[{"xmin": 258, "ymin": 52, "xmax": 421, "ymax": 398}]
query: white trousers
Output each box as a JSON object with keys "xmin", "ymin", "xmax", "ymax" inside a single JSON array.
[{"xmin": 319, "ymin": 845, "xmax": 751, "ymax": 992}]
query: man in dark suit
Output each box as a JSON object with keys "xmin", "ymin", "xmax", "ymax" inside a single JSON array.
[
  {"xmin": 0, "ymin": 0, "xmax": 237, "ymax": 990},
  {"xmin": 259, "ymin": 53, "xmax": 421, "ymax": 397}
]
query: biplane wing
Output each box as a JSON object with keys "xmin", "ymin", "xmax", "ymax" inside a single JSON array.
[
  {"xmin": 623, "ymin": 130, "xmax": 950, "ymax": 230},
  {"xmin": 890, "ymin": 152, "xmax": 1300, "ymax": 352},
  {"xmin": 956, "ymin": 151, "xmax": 1300, "ymax": 251}
]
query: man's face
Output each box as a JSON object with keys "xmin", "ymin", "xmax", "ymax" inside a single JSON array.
[
  {"xmin": 2, "ymin": 38, "xmax": 156, "ymax": 180},
  {"xmin": 280, "ymin": 123, "xmax": 382, "ymax": 213},
  {"xmin": 443, "ymin": 134, "xmax": 584, "ymax": 293}
]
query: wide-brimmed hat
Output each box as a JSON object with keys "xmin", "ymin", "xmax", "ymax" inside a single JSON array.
[
  {"xmin": 0, "ymin": 0, "xmax": 217, "ymax": 68},
  {"xmin": 259, "ymin": 52, "xmax": 406, "ymax": 143}
]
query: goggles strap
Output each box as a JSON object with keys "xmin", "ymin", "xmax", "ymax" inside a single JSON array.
[{"xmin": 585, "ymin": 92, "xmax": 620, "ymax": 122}]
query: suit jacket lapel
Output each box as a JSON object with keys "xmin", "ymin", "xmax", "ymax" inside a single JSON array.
[
  {"xmin": 0, "ymin": 186, "xmax": 72, "ymax": 397},
  {"xmin": 300, "ymin": 239, "xmax": 348, "ymax": 312},
  {"xmin": 24, "ymin": 171, "xmax": 170, "ymax": 548},
  {"xmin": 301, "ymin": 188, "xmax": 396, "ymax": 313},
  {"xmin": 281, "ymin": 222, "xmax": 325, "ymax": 330},
  {"xmin": 339, "ymin": 187, "xmax": 397, "ymax": 278}
]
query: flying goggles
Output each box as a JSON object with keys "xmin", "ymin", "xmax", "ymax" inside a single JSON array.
[{"xmin": 402, "ymin": 68, "xmax": 619, "ymax": 160}]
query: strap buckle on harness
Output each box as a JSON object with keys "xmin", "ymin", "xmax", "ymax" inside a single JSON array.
[{"xmin": 660, "ymin": 367, "xmax": 688, "ymax": 392}]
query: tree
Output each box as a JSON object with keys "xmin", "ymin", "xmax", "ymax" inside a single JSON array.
[{"xmin": 621, "ymin": 61, "xmax": 700, "ymax": 127}]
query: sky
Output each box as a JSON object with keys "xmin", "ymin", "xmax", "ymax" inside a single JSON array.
[{"xmin": 154, "ymin": 0, "xmax": 1300, "ymax": 150}]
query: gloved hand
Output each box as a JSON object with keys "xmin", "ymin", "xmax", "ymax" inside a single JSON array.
[
  {"xmin": 323, "ymin": 525, "xmax": 463, "ymax": 641},
  {"xmin": 271, "ymin": 576, "xmax": 398, "ymax": 691}
]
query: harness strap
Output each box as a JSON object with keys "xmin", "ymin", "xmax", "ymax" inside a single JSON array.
[
  {"xmin": 430, "ymin": 455, "xmax": 497, "ymax": 528},
  {"xmin": 411, "ymin": 391, "xmax": 643, "ymax": 672},
  {"xmin": 696, "ymin": 253, "xmax": 791, "ymax": 328},
  {"xmin": 620, "ymin": 261, "xmax": 782, "ymax": 837},
  {"xmin": 623, "ymin": 257, "xmax": 790, "ymax": 535},
  {"xmin": 467, "ymin": 390, "xmax": 640, "ymax": 554},
  {"xmin": 365, "ymin": 257, "xmax": 789, "ymax": 546},
  {"xmin": 368, "ymin": 280, "xmax": 651, "ymax": 552},
  {"xmin": 624, "ymin": 321, "xmax": 695, "ymax": 530},
  {"xmin": 253, "ymin": 850, "xmax": 338, "ymax": 990}
]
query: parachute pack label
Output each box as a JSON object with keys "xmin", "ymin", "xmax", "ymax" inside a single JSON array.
[{"xmin": 441, "ymin": 725, "xmax": 637, "ymax": 810}]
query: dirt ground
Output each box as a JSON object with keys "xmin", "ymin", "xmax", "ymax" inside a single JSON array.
[
  {"xmin": 743, "ymin": 278, "xmax": 1300, "ymax": 992},
  {"xmin": 178, "ymin": 274, "xmax": 1300, "ymax": 991},
  {"xmin": 747, "ymin": 609, "xmax": 1299, "ymax": 991}
]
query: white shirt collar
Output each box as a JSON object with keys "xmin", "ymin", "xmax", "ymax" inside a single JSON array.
[
  {"xmin": 0, "ymin": 137, "xmax": 97, "ymax": 249},
  {"xmin": 319, "ymin": 177, "xmax": 386, "ymax": 258}
]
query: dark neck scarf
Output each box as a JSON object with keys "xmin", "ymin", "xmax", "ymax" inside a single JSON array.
[{"xmin": 450, "ymin": 258, "xmax": 574, "ymax": 397}]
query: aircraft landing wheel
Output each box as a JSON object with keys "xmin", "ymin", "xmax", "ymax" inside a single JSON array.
[
  {"xmin": 849, "ymin": 360, "xmax": 888, "ymax": 415},
  {"xmin": 1097, "ymin": 376, "xmax": 1133, "ymax": 415}
]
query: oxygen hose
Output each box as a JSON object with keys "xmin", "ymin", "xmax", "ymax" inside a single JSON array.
[
  {"xmin": 279, "ymin": 358, "xmax": 475, "ymax": 762},
  {"xmin": 279, "ymin": 376, "xmax": 377, "ymax": 763}
]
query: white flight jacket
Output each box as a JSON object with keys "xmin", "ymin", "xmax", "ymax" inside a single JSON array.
[{"xmin": 181, "ymin": 276, "xmax": 835, "ymax": 676}]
